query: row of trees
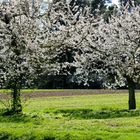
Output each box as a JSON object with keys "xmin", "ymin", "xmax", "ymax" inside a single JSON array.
[
  {"xmin": 0, "ymin": 0, "xmax": 140, "ymax": 114},
  {"xmin": 33, "ymin": 0, "xmax": 140, "ymax": 89}
]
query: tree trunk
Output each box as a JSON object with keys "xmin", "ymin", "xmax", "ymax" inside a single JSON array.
[
  {"xmin": 127, "ymin": 78, "xmax": 136, "ymax": 110},
  {"xmin": 11, "ymin": 87, "xmax": 22, "ymax": 114}
]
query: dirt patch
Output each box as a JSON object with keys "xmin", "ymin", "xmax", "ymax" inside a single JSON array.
[
  {"xmin": 22, "ymin": 89, "xmax": 128, "ymax": 98},
  {"xmin": 0, "ymin": 89, "xmax": 129, "ymax": 98}
]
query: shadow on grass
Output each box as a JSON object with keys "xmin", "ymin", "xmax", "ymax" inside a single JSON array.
[
  {"xmin": 0, "ymin": 109, "xmax": 41, "ymax": 123},
  {"xmin": 0, "ymin": 132, "xmax": 56, "ymax": 140},
  {"xmin": 52, "ymin": 108, "xmax": 140, "ymax": 119}
]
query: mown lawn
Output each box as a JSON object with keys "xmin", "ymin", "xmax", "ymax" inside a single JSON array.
[{"xmin": 0, "ymin": 91, "xmax": 140, "ymax": 140}]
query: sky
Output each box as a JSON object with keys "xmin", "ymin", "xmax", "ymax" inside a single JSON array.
[
  {"xmin": 107, "ymin": 0, "xmax": 120, "ymax": 7},
  {"xmin": 112, "ymin": 0, "xmax": 119, "ymax": 6}
]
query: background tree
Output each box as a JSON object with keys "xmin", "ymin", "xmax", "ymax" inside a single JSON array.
[
  {"xmin": 81, "ymin": 5, "xmax": 140, "ymax": 110},
  {"xmin": 39, "ymin": 0, "xmax": 94, "ymax": 88},
  {"xmin": 35, "ymin": 0, "xmax": 114, "ymax": 89},
  {"xmin": 103, "ymin": 5, "xmax": 118, "ymax": 23},
  {"xmin": 120, "ymin": 0, "xmax": 140, "ymax": 6},
  {"xmin": 101, "ymin": 6, "xmax": 140, "ymax": 110},
  {"xmin": 41, "ymin": 0, "xmax": 113, "ymax": 89},
  {"xmin": 0, "ymin": 0, "xmax": 98, "ymax": 113},
  {"xmin": 0, "ymin": 0, "xmax": 49, "ymax": 114},
  {"xmin": 91, "ymin": 0, "xmax": 108, "ymax": 15}
]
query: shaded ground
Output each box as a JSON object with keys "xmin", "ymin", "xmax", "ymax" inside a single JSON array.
[{"xmin": 0, "ymin": 89, "xmax": 129, "ymax": 98}]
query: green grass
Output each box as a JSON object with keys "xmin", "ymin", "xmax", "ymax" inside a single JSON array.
[{"xmin": 1, "ymin": 92, "xmax": 140, "ymax": 139}]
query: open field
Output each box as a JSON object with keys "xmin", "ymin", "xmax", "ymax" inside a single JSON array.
[
  {"xmin": 0, "ymin": 90, "xmax": 140, "ymax": 140},
  {"xmin": 0, "ymin": 89, "xmax": 129, "ymax": 98}
]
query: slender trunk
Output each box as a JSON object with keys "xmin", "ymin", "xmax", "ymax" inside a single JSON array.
[
  {"xmin": 127, "ymin": 78, "xmax": 136, "ymax": 110},
  {"xmin": 11, "ymin": 87, "xmax": 22, "ymax": 114}
]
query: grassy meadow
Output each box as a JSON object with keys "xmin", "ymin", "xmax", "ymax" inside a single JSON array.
[{"xmin": 0, "ymin": 90, "xmax": 140, "ymax": 140}]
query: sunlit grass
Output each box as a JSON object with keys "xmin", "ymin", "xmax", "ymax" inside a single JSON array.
[{"xmin": 23, "ymin": 93, "xmax": 140, "ymax": 113}]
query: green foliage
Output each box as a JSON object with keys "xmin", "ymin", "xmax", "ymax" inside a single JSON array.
[
  {"xmin": 91, "ymin": 0, "xmax": 107, "ymax": 14},
  {"xmin": 103, "ymin": 5, "xmax": 117, "ymax": 23},
  {"xmin": 120, "ymin": 0, "xmax": 140, "ymax": 6}
]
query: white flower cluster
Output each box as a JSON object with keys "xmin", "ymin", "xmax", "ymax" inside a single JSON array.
[{"xmin": 0, "ymin": 0, "xmax": 140, "ymax": 89}]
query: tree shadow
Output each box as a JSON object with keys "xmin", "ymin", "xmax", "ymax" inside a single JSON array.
[
  {"xmin": 0, "ymin": 131, "xmax": 56, "ymax": 140},
  {"xmin": 53, "ymin": 108, "xmax": 140, "ymax": 119},
  {"xmin": 0, "ymin": 109, "xmax": 40, "ymax": 123}
]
